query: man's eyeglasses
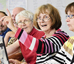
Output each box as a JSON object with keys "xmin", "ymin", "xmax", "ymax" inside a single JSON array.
[
  {"xmin": 37, "ymin": 16, "xmax": 50, "ymax": 22},
  {"xmin": 66, "ymin": 15, "xmax": 74, "ymax": 19}
]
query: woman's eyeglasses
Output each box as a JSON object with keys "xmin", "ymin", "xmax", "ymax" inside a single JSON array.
[
  {"xmin": 66, "ymin": 15, "xmax": 74, "ymax": 19},
  {"xmin": 37, "ymin": 16, "xmax": 50, "ymax": 22}
]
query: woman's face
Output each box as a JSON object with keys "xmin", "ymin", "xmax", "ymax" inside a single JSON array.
[
  {"xmin": 17, "ymin": 15, "xmax": 33, "ymax": 34},
  {"xmin": 37, "ymin": 13, "xmax": 52, "ymax": 32},
  {"xmin": 66, "ymin": 11, "xmax": 74, "ymax": 32}
]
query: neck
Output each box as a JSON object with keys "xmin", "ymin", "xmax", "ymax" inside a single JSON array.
[{"xmin": 45, "ymin": 29, "xmax": 56, "ymax": 38}]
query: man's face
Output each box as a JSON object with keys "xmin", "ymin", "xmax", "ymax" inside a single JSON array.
[
  {"xmin": 0, "ymin": 13, "xmax": 7, "ymax": 34},
  {"xmin": 11, "ymin": 9, "xmax": 24, "ymax": 27}
]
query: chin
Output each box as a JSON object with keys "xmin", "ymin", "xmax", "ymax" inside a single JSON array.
[{"xmin": 41, "ymin": 29, "xmax": 47, "ymax": 32}]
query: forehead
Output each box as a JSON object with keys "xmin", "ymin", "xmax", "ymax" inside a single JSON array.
[
  {"xmin": 38, "ymin": 10, "xmax": 49, "ymax": 16},
  {"xmin": 67, "ymin": 6, "xmax": 74, "ymax": 13},
  {"xmin": 12, "ymin": 9, "xmax": 22, "ymax": 16},
  {"xmin": 67, "ymin": 10, "xmax": 74, "ymax": 15},
  {"xmin": 17, "ymin": 15, "xmax": 29, "ymax": 20},
  {"xmin": 38, "ymin": 13, "xmax": 49, "ymax": 17}
]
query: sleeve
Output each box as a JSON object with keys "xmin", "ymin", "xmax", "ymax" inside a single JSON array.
[
  {"xmin": 52, "ymin": 37, "xmax": 73, "ymax": 64},
  {"xmin": 15, "ymin": 28, "xmax": 69, "ymax": 54}
]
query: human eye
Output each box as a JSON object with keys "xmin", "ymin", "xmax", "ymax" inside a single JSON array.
[
  {"xmin": 19, "ymin": 21, "xmax": 22, "ymax": 23},
  {"xmin": 44, "ymin": 15, "xmax": 49, "ymax": 18},
  {"xmin": 71, "ymin": 15, "xmax": 74, "ymax": 18},
  {"xmin": 45, "ymin": 16, "xmax": 48, "ymax": 18},
  {"xmin": 38, "ymin": 16, "xmax": 41, "ymax": 19},
  {"xmin": 69, "ymin": 15, "xmax": 74, "ymax": 18}
]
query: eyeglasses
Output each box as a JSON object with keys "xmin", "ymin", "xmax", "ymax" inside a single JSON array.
[
  {"xmin": 37, "ymin": 16, "xmax": 50, "ymax": 22},
  {"xmin": 66, "ymin": 15, "xmax": 74, "ymax": 19},
  {"xmin": 17, "ymin": 20, "xmax": 31, "ymax": 24}
]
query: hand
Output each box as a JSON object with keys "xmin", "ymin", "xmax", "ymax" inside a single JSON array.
[
  {"xmin": 0, "ymin": 9, "xmax": 17, "ymax": 33},
  {"xmin": 0, "ymin": 16, "xmax": 17, "ymax": 33},
  {"xmin": 8, "ymin": 52, "xmax": 23, "ymax": 61},
  {"xmin": 9, "ymin": 59, "xmax": 27, "ymax": 64},
  {"xmin": 7, "ymin": 9, "xmax": 11, "ymax": 17},
  {"xmin": 0, "ymin": 16, "xmax": 14, "ymax": 29}
]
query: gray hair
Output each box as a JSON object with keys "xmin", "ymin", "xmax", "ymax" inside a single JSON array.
[{"xmin": 15, "ymin": 10, "xmax": 34, "ymax": 23}]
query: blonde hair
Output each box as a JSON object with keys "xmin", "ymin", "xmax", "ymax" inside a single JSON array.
[
  {"xmin": 33, "ymin": 4, "xmax": 62, "ymax": 30},
  {"xmin": 16, "ymin": 10, "xmax": 34, "ymax": 23}
]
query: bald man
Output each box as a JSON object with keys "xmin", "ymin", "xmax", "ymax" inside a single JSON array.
[
  {"xmin": 11, "ymin": 7, "xmax": 25, "ymax": 27},
  {"xmin": 11, "ymin": 7, "xmax": 25, "ymax": 22}
]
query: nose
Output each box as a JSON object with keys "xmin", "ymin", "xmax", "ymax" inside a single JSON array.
[
  {"xmin": 12, "ymin": 15, "xmax": 16, "ymax": 22},
  {"xmin": 66, "ymin": 17, "xmax": 70, "ymax": 22},
  {"xmin": 40, "ymin": 19, "xmax": 44, "ymax": 22},
  {"xmin": 22, "ymin": 21, "xmax": 26, "ymax": 25}
]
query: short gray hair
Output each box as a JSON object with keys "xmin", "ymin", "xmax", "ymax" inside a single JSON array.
[{"xmin": 15, "ymin": 10, "xmax": 34, "ymax": 23}]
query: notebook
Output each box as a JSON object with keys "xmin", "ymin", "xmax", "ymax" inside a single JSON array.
[{"xmin": 0, "ymin": 36, "xmax": 9, "ymax": 64}]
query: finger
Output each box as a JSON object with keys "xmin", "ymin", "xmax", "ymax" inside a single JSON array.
[
  {"xmin": 9, "ymin": 59, "xmax": 15, "ymax": 63},
  {"xmin": 7, "ymin": 9, "xmax": 11, "ymax": 17}
]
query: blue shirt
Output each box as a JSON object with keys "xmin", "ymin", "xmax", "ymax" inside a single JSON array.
[{"xmin": 0, "ymin": 28, "xmax": 11, "ymax": 38}]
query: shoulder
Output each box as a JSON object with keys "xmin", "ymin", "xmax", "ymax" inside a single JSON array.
[
  {"xmin": 54, "ymin": 30, "xmax": 69, "ymax": 37},
  {"xmin": 33, "ymin": 27, "xmax": 45, "ymax": 35}
]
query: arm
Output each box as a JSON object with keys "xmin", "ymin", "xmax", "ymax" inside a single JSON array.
[
  {"xmin": 4, "ymin": 31, "xmax": 15, "ymax": 46},
  {"xmin": 15, "ymin": 28, "xmax": 69, "ymax": 54},
  {"xmin": 6, "ymin": 40, "xmax": 20, "ymax": 55}
]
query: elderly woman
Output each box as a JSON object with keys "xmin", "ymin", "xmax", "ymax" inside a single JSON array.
[
  {"xmin": 4, "ymin": 10, "xmax": 44, "ymax": 64},
  {"xmin": 2, "ymin": 4, "xmax": 69, "ymax": 64}
]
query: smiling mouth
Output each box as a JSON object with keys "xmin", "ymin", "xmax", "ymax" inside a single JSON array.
[
  {"xmin": 22, "ymin": 27, "xmax": 27, "ymax": 29},
  {"xmin": 41, "ymin": 25, "xmax": 47, "ymax": 27}
]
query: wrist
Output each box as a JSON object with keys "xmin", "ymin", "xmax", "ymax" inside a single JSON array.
[
  {"xmin": 11, "ymin": 26, "xmax": 17, "ymax": 33},
  {"xmin": 21, "ymin": 62, "xmax": 27, "ymax": 64}
]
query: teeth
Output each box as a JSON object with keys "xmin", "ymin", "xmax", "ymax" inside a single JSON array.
[{"xmin": 42, "ymin": 25, "xmax": 47, "ymax": 27}]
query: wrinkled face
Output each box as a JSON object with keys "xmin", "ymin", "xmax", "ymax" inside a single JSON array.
[
  {"xmin": 0, "ymin": 13, "xmax": 7, "ymax": 34},
  {"xmin": 37, "ymin": 13, "xmax": 51, "ymax": 32},
  {"xmin": 66, "ymin": 11, "xmax": 74, "ymax": 32},
  {"xmin": 17, "ymin": 15, "xmax": 33, "ymax": 34}
]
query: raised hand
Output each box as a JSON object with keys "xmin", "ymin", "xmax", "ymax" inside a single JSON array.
[
  {"xmin": 0, "ymin": 13, "xmax": 17, "ymax": 33},
  {"xmin": 0, "ymin": 16, "xmax": 14, "ymax": 30}
]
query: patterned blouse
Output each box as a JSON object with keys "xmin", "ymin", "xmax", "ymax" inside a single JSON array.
[{"xmin": 15, "ymin": 28, "xmax": 69, "ymax": 64}]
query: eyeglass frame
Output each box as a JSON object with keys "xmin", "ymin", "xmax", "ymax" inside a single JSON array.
[
  {"xmin": 15, "ymin": 20, "xmax": 31, "ymax": 25},
  {"xmin": 36, "ymin": 16, "xmax": 50, "ymax": 22},
  {"xmin": 66, "ymin": 15, "xmax": 74, "ymax": 19}
]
